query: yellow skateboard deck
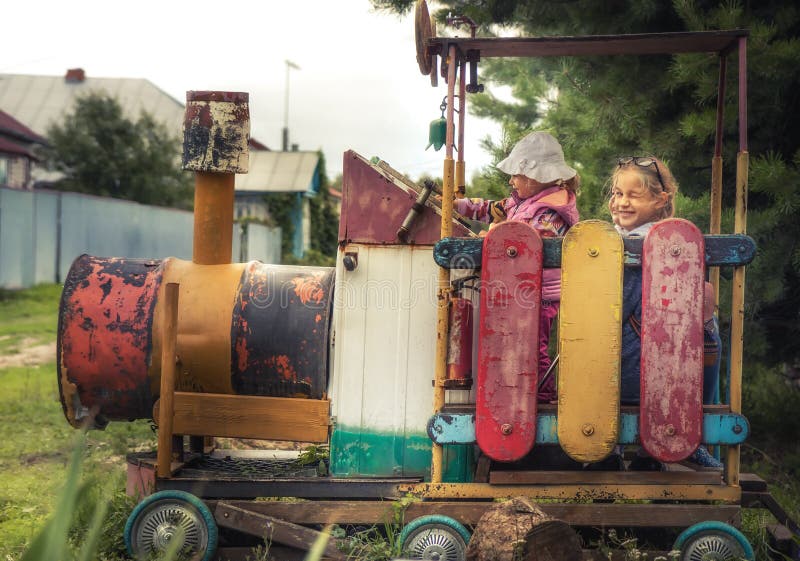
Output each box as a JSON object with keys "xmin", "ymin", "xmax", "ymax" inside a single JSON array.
[{"xmin": 558, "ymin": 220, "xmax": 624, "ymax": 462}]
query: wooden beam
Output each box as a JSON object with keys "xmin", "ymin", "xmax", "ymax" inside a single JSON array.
[
  {"xmin": 400, "ymin": 482, "xmax": 741, "ymax": 502},
  {"xmin": 216, "ymin": 500, "xmax": 741, "ymax": 528},
  {"xmin": 490, "ymin": 470, "xmax": 722, "ymax": 486},
  {"xmin": 155, "ymin": 393, "xmax": 330, "ymax": 442},
  {"xmin": 215, "ymin": 502, "xmax": 347, "ymax": 560},
  {"xmin": 157, "ymin": 283, "xmax": 180, "ymax": 478}
]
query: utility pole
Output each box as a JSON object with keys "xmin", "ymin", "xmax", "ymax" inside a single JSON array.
[{"xmin": 283, "ymin": 59, "xmax": 300, "ymax": 151}]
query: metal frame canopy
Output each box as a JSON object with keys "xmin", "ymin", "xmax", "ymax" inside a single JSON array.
[
  {"xmin": 425, "ymin": 21, "xmax": 751, "ymax": 489},
  {"xmin": 427, "ymin": 29, "xmax": 748, "ymax": 58}
]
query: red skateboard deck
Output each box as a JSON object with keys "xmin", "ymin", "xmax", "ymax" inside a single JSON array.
[
  {"xmin": 640, "ymin": 218, "xmax": 705, "ymax": 462},
  {"xmin": 476, "ymin": 221, "xmax": 542, "ymax": 462}
]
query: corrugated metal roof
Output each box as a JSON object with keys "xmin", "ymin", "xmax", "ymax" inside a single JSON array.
[
  {"xmin": 235, "ymin": 150, "xmax": 320, "ymax": 194},
  {"xmin": 0, "ymin": 73, "xmax": 185, "ymax": 138}
]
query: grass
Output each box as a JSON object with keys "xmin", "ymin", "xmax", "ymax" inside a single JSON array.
[
  {"xmin": 0, "ymin": 284, "xmax": 155, "ymax": 560},
  {"xmin": 0, "ymin": 284, "xmax": 61, "ymax": 350}
]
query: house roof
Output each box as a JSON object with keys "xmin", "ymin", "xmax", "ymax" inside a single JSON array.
[
  {"xmin": 0, "ymin": 72, "xmax": 186, "ymax": 138},
  {"xmin": 0, "ymin": 109, "xmax": 47, "ymax": 144},
  {"xmin": 0, "ymin": 136, "xmax": 37, "ymax": 158},
  {"xmin": 235, "ymin": 151, "xmax": 320, "ymax": 194}
]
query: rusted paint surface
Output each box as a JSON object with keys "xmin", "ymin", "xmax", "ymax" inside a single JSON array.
[
  {"xmin": 58, "ymin": 255, "xmax": 164, "ymax": 427},
  {"xmin": 558, "ymin": 220, "xmax": 623, "ymax": 462},
  {"xmin": 183, "ymin": 90, "xmax": 249, "ymax": 173},
  {"xmin": 446, "ymin": 296, "xmax": 473, "ymax": 386},
  {"xmin": 476, "ymin": 221, "xmax": 542, "ymax": 462},
  {"xmin": 339, "ymin": 151, "xmax": 470, "ymax": 245},
  {"xmin": 640, "ymin": 219, "xmax": 704, "ymax": 462},
  {"xmin": 231, "ymin": 262, "xmax": 335, "ymax": 398}
]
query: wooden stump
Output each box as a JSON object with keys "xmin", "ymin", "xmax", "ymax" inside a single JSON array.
[{"xmin": 465, "ymin": 497, "xmax": 582, "ymax": 561}]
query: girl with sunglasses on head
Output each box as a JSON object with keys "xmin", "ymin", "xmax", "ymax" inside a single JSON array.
[
  {"xmin": 609, "ymin": 156, "xmax": 723, "ymax": 471},
  {"xmin": 455, "ymin": 131, "xmax": 580, "ymax": 404}
]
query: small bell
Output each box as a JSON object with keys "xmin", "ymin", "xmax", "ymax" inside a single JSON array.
[
  {"xmin": 426, "ymin": 96, "xmax": 450, "ymax": 151},
  {"xmin": 427, "ymin": 117, "xmax": 447, "ymax": 151}
]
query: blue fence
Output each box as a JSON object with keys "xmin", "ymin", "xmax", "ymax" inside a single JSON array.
[{"xmin": 0, "ymin": 187, "xmax": 281, "ymax": 289}]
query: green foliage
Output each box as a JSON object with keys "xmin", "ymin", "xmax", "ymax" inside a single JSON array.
[
  {"xmin": 263, "ymin": 150, "xmax": 339, "ymax": 266},
  {"xmin": 262, "ymin": 192, "xmax": 298, "ymax": 258},
  {"xmin": 44, "ymin": 92, "xmax": 193, "ymax": 209}
]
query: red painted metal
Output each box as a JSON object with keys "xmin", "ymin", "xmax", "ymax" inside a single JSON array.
[
  {"xmin": 339, "ymin": 151, "xmax": 471, "ymax": 245},
  {"xmin": 476, "ymin": 221, "xmax": 542, "ymax": 462},
  {"xmin": 58, "ymin": 254, "xmax": 164, "ymax": 427},
  {"xmin": 640, "ymin": 219, "xmax": 704, "ymax": 462},
  {"xmin": 446, "ymin": 294, "xmax": 473, "ymax": 388}
]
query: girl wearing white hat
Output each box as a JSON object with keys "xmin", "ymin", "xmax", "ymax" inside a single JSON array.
[{"xmin": 455, "ymin": 131, "xmax": 580, "ymax": 403}]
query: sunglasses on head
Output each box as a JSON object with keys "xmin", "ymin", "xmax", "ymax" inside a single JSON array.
[{"xmin": 617, "ymin": 156, "xmax": 666, "ymax": 192}]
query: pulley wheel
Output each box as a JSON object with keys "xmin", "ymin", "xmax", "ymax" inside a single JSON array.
[
  {"xmin": 124, "ymin": 490, "xmax": 218, "ymax": 561},
  {"xmin": 415, "ymin": 0, "xmax": 433, "ymax": 75},
  {"xmin": 400, "ymin": 515, "xmax": 471, "ymax": 561},
  {"xmin": 674, "ymin": 521, "xmax": 754, "ymax": 561}
]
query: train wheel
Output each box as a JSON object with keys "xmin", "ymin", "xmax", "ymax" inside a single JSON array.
[
  {"xmin": 674, "ymin": 521, "xmax": 754, "ymax": 561},
  {"xmin": 124, "ymin": 490, "xmax": 218, "ymax": 561},
  {"xmin": 400, "ymin": 514, "xmax": 471, "ymax": 560}
]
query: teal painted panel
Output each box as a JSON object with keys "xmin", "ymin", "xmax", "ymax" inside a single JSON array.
[
  {"xmin": 428, "ymin": 412, "xmax": 749, "ymax": 446},
  {"xmin": 330, "ymin": 426, "xmax": 474, "ymax": 482}
]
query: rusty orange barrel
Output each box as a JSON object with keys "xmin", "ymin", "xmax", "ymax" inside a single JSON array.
[{"xmin": 58, "ymin": 254, "xmax": 334, "ymax": 428}]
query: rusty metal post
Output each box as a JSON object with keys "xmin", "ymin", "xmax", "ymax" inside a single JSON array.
[
  {"xmin": 726, "ymin": 37, "xmax": 748, "ymax": 488},
  {"xmin": 183, "ymin": 91, "xmax": 250, "ymax": 265},
  {"xmin": 432, "ymin": 45, "xmax": 459, "ymax": 484},
  {"xmin": 455, "ymin": 59, "xmax": 467, "ymax": 199},
  {"xmin": 710, "ymin": 56, "xmax": 727, "ymax": 301}
]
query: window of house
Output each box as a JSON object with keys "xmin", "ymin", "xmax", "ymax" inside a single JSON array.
[{"xmin": 0, "ymin": 156, "xmax": 8, "ymax": 186}]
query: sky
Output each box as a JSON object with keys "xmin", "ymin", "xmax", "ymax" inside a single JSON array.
[{"xmin": 1, "ymin": 0, "xmax": 503, "ymax": 180}]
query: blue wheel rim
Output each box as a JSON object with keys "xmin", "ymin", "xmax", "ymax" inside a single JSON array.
[{"xmin": 124, "ymin": 490, "xmax": 218, "ymax": 561}]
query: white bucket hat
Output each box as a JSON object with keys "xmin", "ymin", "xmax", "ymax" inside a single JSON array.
[{"xmin": 496, "ymin": 131, "xmax": 577, "ymax": 183}]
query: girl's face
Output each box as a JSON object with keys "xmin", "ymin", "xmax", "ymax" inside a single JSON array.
[
  {"xmin": 609, "ymin": 169, "xmax": 668, "ymax": 231},
  {"xmin": 509, "ymin": 174, "xmax": 553, "ymax": 198}
]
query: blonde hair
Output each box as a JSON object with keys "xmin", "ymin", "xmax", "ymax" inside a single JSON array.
[{"xmin": 610, "ymin": 156, "xmax": 677, "ymax": 219}]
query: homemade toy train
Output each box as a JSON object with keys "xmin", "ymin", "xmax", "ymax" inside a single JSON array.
[{"xmin": 53, "ymin": 25, "xmax": 800, "ymax": 561}]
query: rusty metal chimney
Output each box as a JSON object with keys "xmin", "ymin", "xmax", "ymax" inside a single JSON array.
[{"xmin": 182, "ymin": 91, "xmax": 250, "ymax": 265}]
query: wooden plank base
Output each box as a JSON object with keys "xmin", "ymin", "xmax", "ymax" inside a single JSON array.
[
  {"xmin": 217, "ymin": 500, "xmax": 741, "ymax": 528},
  {"xmin": 154, "ymin": 393, "xmax": 330, "ymax": 442}
]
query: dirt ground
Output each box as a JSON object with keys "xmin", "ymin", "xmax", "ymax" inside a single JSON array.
[{"xmin": 0, "ymin": 337, "xmax": 56, "ymax": 368}]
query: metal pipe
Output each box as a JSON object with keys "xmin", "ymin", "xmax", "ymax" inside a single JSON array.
[
  {"xmin": 432, "ymin": 45, "xmax": 458, "ymax": 484},
  {"xmin": 182, "ymin": 91, "xmax": 250, "ymax": 265},
  {"xmin": 455, "ymin": 59, "xmax": 467, "ymax": 199},
  {"xmin": 726, "ymin": 37, "xmax": 748, "ymax": 488},
  {"xmin": 193, "ymin": 173, "xmax": 235, "ymax": 264},
  {"xmin": 710, "ymin": 56, "xmax": 726, "ymax": 300}
]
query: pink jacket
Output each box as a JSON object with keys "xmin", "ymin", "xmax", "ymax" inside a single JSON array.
[{"xmin": 455, "ymin": 186, "xmax": 580, "ymax": 301}]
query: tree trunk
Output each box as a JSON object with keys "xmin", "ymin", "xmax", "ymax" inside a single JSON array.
[{"xmin": 465, "ymin": 497, "xmax": 582, "ymax": 561}]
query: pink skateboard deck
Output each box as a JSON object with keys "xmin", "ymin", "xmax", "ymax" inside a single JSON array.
[
  {"xmin": 640, "ymin": 218, "xmax": 705, "ymax": 462},
  {"xmin": 476, "ymin": 221, "xmax": 542, "ymax": 462}
]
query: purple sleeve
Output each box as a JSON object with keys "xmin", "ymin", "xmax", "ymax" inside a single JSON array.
[
  {"xmin": 530, "ymin": 208, "xmax": 569, "ymax": 237},
  {"xmin": 454, "ymin": 197, "xmax": 493, "ymax": 224}
]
